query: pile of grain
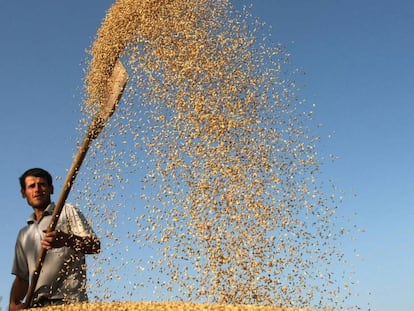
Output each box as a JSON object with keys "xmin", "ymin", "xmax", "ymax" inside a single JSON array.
[
  {"xmin": 75, "ymin": 0, "xmax": 354, "ymax": 309},
  {"xmin": 35, "ymin": 301, "xmax": 312, "ymax": 311}
]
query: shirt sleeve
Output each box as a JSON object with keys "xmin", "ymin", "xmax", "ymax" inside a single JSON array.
[
  {"xmin": 11, "ymin": 230, "xmax": 29, "ymax": 280},
  {"xmin": 61, "ymin": 204, "xmax": 98, "ymax": 239}
]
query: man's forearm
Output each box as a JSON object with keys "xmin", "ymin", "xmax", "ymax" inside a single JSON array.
[{"xmin": 9, "ymin": 276, "xmax": 28, "ymax": 310}]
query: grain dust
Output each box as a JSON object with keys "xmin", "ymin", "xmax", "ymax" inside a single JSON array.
[{"xmin": 68, "ymin": 0, "xmax": 358, "ymax": 310}]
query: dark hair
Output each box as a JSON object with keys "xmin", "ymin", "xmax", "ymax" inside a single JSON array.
[{"xmin": 19, "ymin": 168, "xmax": 53, "ymax": 190}]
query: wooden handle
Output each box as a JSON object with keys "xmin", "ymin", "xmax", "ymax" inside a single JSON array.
[{"xmin": 25, "ymin": 60, "xmax": 128, "ymax": 308}]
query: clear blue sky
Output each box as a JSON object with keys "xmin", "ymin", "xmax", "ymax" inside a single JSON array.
[{"xmin": 1, "ymin": 1, "xmax": 413, "ymax": 310}]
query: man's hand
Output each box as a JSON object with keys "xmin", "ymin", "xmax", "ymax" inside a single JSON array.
[{"xmin": 41, "ymin": 230, "xmax": 69, "ymax": 249}]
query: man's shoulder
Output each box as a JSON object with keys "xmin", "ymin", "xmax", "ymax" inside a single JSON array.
[
  {"xmin": 16, "ymin": 222, "xmax": 34, "ymax": 240},
  {"xmin": 61, "ymin": 203, "xmax": 90, "ymax": 222},
  {"xmin": 63, "ymin": 203, "xmax": 84, "ymax": 214},
  {"xmin": 63, "ymin": 202, "xmax": 76, "ymax": 210}
]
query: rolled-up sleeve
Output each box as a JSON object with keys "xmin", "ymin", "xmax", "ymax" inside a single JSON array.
[{"xmin": 63, "ymin": 204, "xmax": 98, "ymax": 239}]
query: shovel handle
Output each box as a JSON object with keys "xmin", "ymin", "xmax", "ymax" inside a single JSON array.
[{"xmin": 24, "ymin": 60, "xmax": 128, "ymax": 308}]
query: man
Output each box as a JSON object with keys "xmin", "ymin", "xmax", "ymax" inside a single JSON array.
[{"xmin": 9, "ymin": 168, "xmax": 101, "ymax": 310}]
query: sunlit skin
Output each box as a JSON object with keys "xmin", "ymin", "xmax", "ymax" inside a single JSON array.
[
  {"xmin": 20, "ymin": 176, "xmax": 64, "ymax": 249},
  {"xmin": 21, "ymin": 176, "xmax": 53, "ymax": 218}
]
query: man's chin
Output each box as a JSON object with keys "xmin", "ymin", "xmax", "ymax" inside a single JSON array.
[{"xmin": 30, "ymin": 200, "xmax": 50, "ymax": 210}]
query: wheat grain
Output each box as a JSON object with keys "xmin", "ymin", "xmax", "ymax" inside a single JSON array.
[
  {"xmin": 69, "ymin": 0, "xmax": 357, "ymax": 309},
  {"xmin": 35, "ymin": 301, "xmax": 312, "ymax": 311}
]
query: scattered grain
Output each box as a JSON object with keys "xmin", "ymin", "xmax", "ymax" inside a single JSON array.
[{"xmin": 67, "ymin": 0, "xmax": 358, "ymax": 310}]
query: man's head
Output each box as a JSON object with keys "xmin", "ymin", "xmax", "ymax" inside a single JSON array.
[{"xmin": 20, "ymin": 168, "xmax": 54, "ymax": 210}]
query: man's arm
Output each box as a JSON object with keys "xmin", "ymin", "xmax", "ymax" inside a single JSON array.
[
  {"xmin": 9, "ymin": 275, "xmax": 28, "ymax": 311},
  {"xmin": 42, "ymin": 230, "xmax": 101, "ymax": 254}
]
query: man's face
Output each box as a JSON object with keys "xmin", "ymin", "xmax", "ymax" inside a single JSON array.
[{"xmin": 21, "ymin": 176, "xmax": 53, "ymax": 209}]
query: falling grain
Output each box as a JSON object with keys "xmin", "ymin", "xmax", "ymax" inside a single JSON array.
[{"xmin": 69, "ymin": 0, "xmax": 358, "ymax": 310}]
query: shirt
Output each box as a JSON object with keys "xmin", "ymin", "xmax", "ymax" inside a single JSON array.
[{"xmin": 12, "ymin": 203, "xmax": 98, "ymax": 303}]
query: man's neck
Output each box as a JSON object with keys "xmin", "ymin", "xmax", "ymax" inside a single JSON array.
[{"xmin": 33, "ymin": 204, "xmax": 50, "ymax": 222}]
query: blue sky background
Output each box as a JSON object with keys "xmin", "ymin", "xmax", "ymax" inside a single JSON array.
[{"xmin": 1, "ymin": 1, "xmax": 413, "ymax": 310}]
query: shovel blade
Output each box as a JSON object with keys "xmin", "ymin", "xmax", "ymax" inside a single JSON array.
[{"xmin": 100, "ymin": 60, "xmax": 129, "ymax": 122}]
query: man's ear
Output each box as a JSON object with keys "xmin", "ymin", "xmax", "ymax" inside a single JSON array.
[
  {"xmin": 51, "ymin": 185, "xmax": 54, "ymax": 195},
  {"xmin": 21, "ymin": 189, "xmax": 26, "ymax": 199}
]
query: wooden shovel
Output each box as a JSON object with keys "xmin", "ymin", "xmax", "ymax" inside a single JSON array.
[{"xmin": 25, "ymin": 60, "xmax": 129, "ymax": 308}]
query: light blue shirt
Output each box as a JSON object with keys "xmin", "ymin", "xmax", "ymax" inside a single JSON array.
[{"xmin": 12, "ymin": 203, "xmax": 98, "ymax": 303}]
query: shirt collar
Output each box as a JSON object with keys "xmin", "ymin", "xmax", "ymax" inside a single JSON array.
[{"xmin": 27, "ymin": 202, "xmax": 55, "ymax": 224}]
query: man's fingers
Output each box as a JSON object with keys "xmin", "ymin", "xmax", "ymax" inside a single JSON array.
[{"xmin": 42, "ymin": 230, "xmax": 68, "ymax": 249}]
